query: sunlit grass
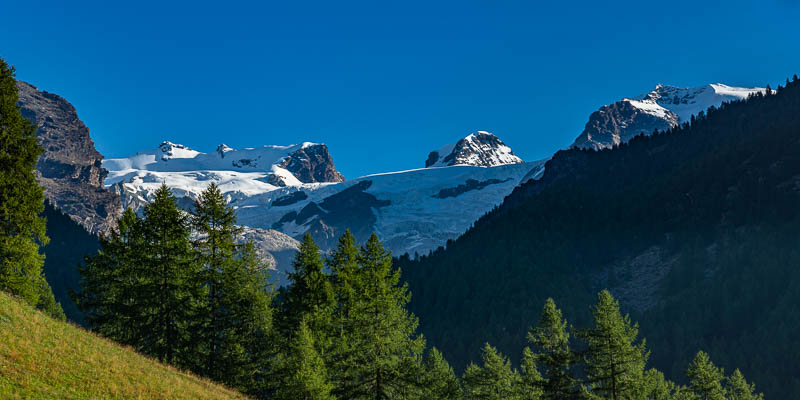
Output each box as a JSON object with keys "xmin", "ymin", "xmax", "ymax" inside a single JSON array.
[{"xmin": 0, "ymin": 291, "xmax": 248, "ymax": 399}]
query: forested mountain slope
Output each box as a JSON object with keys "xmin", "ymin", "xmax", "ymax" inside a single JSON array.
[{"xmin": 400, "ymin": 78, "xmax": 800, "ymax": 399}]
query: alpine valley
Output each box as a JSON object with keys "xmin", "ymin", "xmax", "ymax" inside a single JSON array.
[
  {"xmin": 19, "ymin": 79, "xmax": 765, "ymax": 309},
  {"xmin": 20, "ymin": 76, "xmax": 798, "ymax": 398}
]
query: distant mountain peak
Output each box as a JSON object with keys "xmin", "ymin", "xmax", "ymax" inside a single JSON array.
[
  {"xmin": 572, "ymin": 83, "xmax": 766, "ymax": 150},
  {"xmin": 425, "ymin": 131, "xmax": 523, "ymax": 168},
  {"xmin": 216, "ymin": 143, "xmax": 234, "ymax": 158},
  {"xmin": 104, "ymin": 141, "xmax": 344, "ymax": 189}
]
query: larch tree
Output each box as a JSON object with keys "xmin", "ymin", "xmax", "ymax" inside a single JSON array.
[
  {"xmin": 726, "ymin": 369, "xmax": 763, "ymax": 400},
  {"xmin": 333, "ymin": 233, "xmax": 426, "ymax": 400},
  {"xmin": 421, "ymin": 347, "xmax": 463, "ymax": 400},
  {"xmin": 462, "ymin": 342, "xmax": 521, "ymax": 400},
  {"xmin": 0, "ymin": 57, "xmax": 62, "ymax": 319},
  {"xmin": 579, "ymin": 290, "xmax": 649, "ymax": 400},
  {"xmin": 75, "ymin": 208, "xmax": 143, "ymax": 343},
  {"xmin": 639, "ymin": 368, "xmax": 676, "ymax": 400},
  {"xmin": 191, "ymin": 182, "xmax": 274, "ymax": 393},
  {"xmin": 278, "ymin": 232, "xmax": 335, "ymax": 337},
  {"xmin": 78, "ymin": 185, "xmax": 199, "ymax": 366},
  {"xmin": 276, "ymin": 318, "xmax": 336, "ymax": 400},
  {"xmin": 527, "ymin": 298, "xmax": 582, "ymax": 400},
  {"xmin": 519, "ymin": 347, "xmax": 543, "ymax": 400},
  {"xmin": 686, "ymin": 351, "xmax": 726, "ymax": 400},
  {"xmin": 138, "ymin": 184, "xmax": 199, "ymax": 366}
]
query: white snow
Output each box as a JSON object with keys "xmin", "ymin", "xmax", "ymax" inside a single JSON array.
[
  {"xmin": 629, "ymin": 83, "xmax": 765, "ymax": 125},
  {"xmin": 104, "ymin": 142, "xmax": 316, "ymax": 183},
  {"xmin": 427, "ymin": 131, "xmax": 523, "ymax": 168},
  {"xmin": 104, "ymin": 136, "xmax": 544, "ymax": 259}
]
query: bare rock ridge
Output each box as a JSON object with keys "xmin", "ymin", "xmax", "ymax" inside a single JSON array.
[{"xmin": 16, "ymin": 81, "xmax": 121, "ymax": 235}]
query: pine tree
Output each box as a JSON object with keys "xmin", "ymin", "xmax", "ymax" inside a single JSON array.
[
  {"xmin": 75, "ymin": 208, "xmax": 142, "ymax": 341},
  {"xmin": 519, "ymin": 347, "xmax": 543, "ymax": 400},
  {"xmin": 326, "ymin": 230, "xmax": 363, "ymax": 394},
  {"xmin": 686, "ymin": 351, "xmax": 726, "ymax": 400},
  {"xmin": 640, "ymin": 368, "xmax": 675, "ymax": 400},
  {"xmin": 328, "ymin": 229, "xmax": 361, "ymax": 311},
  {"xmin": 191, "ymin": 182, "xmax": 273, "ymax": 392},
  {"xmin": 332, "ymin": 233, "xmax": 426, "ymax": 399},
  {"xmin": 421, "ymin": 347, "xmax": 463, "ymax": 400},
  {"xmin": 275, "ymin": 318, "xmax": 336, "ymax": 400},
  {"xmin": 279, "ymin": 233, "xmax": 335, "ymax": 336},
  {"xmin": 0, "ymin": 58, "xmax": 62, "ymax": 318},
  {"xmin": 77, "ymin": 185, "xmax": 199, "ymax": 366},
  {"xmin": 462, "ymin": 343, "xmax": 521, "ymax": 400},
  {"xmin": 138, "ymin": 184, "xmax": 198, "ymax": 365},
  {"xmin": 579, "ymin": 290, "xmax": 649, "ymax": 400},
  {"xmin": 527, "ymin": 298, "xmax": 581, "ymax": 400},
  {"xmin": 726, "ymin": 369, "xmax": 763, "ymax": 400}
]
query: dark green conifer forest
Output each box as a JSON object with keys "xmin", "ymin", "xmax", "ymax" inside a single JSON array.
[{"xmin": 400, "ymin": 76, "xmax": 800, "ymax": 399}]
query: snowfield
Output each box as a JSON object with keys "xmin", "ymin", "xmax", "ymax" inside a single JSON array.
[{"xmin": 104, "ymin": 133, "xmax": 544, "ymax": 276}]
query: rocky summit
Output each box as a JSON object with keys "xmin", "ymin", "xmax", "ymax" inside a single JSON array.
[
  {"xmin": 425, "ymin": 131, "xmax": 523, "ymax": 168},
  {"xmin": 16, "ymin": 81, "xmax": 121, "ymax": 235},
  {"xmin": 572, "ymin": 83, "xmax": 764, "ymax": 150}
]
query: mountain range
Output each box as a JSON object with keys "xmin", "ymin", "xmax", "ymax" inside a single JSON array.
[
  {"xmin": 102, "ymin": 132, "xmax": 540, "ymax": 281},
  {"xmin": 17, "ymin": 78, "xmax": 766, "ymax": 300}
]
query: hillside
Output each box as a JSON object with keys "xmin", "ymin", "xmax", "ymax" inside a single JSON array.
[
  {"xmin": 0, "ymin": 291, "xmax": 247, "ymax": 399},
  {"xmin": 400, "ymin": 78, "xmax": 800, "ymax": 399}
]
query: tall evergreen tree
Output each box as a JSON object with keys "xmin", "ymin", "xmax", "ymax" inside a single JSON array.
[
  {"xmin": 527, "ymin": 298, "xmax": 582, "ymax": 399},
  {"xmin": 462, "ymin": 343, "xmax": 521, "ymax": 400},
  {"xmin": 138, "ymin": 184, "xmax": 198, "ymax": 365},
  {"xmin": 275, "ymin": 318, "xmax": 336, "ymax": 400},
  {"xmin": 579, "ymin": 290, "xmax": 648, "ymax": 400},
  {"xmin": 328, "ymin": 229, "xmax": 361, "ymax": 312},
  {"xmin": 77, "ymin": 185, "xmax": 199, "ymax": 366},
  {"xmin": 519, "ymin": 347, "xmax": 543, "ymax": 400},
  {"xmin": 191, "ymin": 182, "xmax": 273, "ymax": 392},
  {"xmin": 279, "ymin": 232, "xmax": 335, "ymax": 336},
  {"xmin": 726, "ymin": 369, "xmax": 763, "ymax": 400},
  {"xmin": 686, "ymin": 351, "xmax": 726, "ymax": 400},
  {"xmin": 421, "ymin": 347, "xmax": 463, "ymax": 400},
  {"xmin": 636, "ymin": 368, "xmax": 676, "ymax": 400},
  {"xmin": 332, "ymin": 233, "xmax": 426, "ymax": 399},
  {"xmin": 326, "ymin": 230, "xmax": 363, "ymax": 394},
  {"xmin": 76, "ymin": 208, "xmax": 141, "ymax": 341},
  {"xmin": 0, "ymin": 58, "xmax": 62, "ymax": 319}
]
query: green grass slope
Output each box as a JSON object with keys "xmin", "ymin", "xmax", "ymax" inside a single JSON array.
[{"xmin": 0, "ymin": 291, "xmax": 247, "ymax": 399}]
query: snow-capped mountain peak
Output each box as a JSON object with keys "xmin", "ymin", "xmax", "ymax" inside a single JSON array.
[
  {"xmin": 572, "ymin": 83, "xmax": 766, "ymax": 150},
  {"xmin": 425, "ymin": 131, "xmax": 523, "ymax": 168},
  {"xmin": 157, "ymin": 141, "xmax": 201, "ymax": 161},
  {"xmin": 103, "ymin": 141, "xmax": 344, "ymax": 196},
  {"xmin": 216, "ymin": 143, "xmax": 234, "ymax": 157}
]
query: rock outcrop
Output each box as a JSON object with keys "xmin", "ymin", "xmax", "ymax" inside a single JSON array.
[
  {"xmin": 16, "ymin": 81, "xmax": 121, "ymax": 235},
  {"xmin": 279, "ymin": 144, "xmax": 345, "ymax": 183}
]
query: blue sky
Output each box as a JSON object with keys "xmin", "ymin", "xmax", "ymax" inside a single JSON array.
[{"xmin": 2, "ymin": 0, "xmax": 798, "ymax": 178}]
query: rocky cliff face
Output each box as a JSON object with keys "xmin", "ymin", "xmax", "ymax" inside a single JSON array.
[
  {"xmin": 572, "ymin": 83, "xmax": 764, "ymax": 150},
  {"xmin": 279, "ymin": 144, "xmax": 345, "ymax": 183},
  {"xmin": 570, "ymin": 100, "xmax": 675, "ymax": 150},
  {"xmin": 16, "ymin": 81, "xmax": 121, "ymax": 234}
]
